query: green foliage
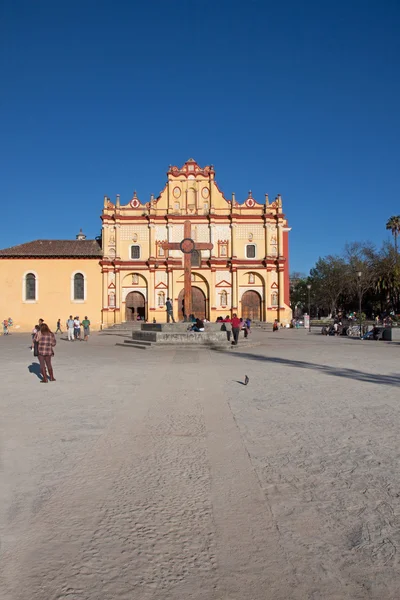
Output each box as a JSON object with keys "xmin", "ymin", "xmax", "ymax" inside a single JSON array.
[
  {"xmin": 386, "ymin": 216, "xmax": 400, "ymax": 254},
  {"xmin": 299, "ymin": 235, "xmax": 400, "ymax": 316}
]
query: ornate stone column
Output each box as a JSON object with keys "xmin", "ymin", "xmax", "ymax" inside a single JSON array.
[
  {"xmin": 149, "ymin": 270, "xmax": 155, "ymax": 313},
  {"xmin": 210, "ymin": 223, "xmax": 216, "ymax": 257},
  {"xmin": 115, "ymin": 270, "xmax": 121, "ymax": 324},
  {"xmin": 210, "ymin": 269, "xmax": 216, "ymax": 311},
  {"xmin": 278, "ymin": 267, "xmax": 285, "ymax": 320},
  {"xmin": 264, "ymin": 222, "xmax": 269, "ymax": 258},
  {"xmin": 277, "ymin": 223, "xmax": 284, "ymax": 257},
  {"xmin": 102, "ymin": 270, "xmax": 108, "ymax": 327},
  {"xmin": 232, "ymin": 269, "xmax": 238, "ymax": 311},
  {"xmin": 148, "ymin": 222, "xmax": 156, "ymax": 259},
  {"xmin": 230, "ymin": 223, "xmax": 237, "ymax": 258}
]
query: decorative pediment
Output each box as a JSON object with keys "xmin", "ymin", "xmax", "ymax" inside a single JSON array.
[
  {"xmin": 154, "ymin": 281, "xmax": 168, "ymax": 289},
  {"xmin": 271, "ymin": 282, "xmax": 278, "ymax": 289},
  {"xmin": 243, "ymin": 190, "xmax": 262, "ymax": 208},
  {"xmin": 128, "ymin": 191, "xmax": 143, "ymax": 209},
  {"xmin": 215, "ymin": 279, "xmax": 232, "ymax": 288},
  {"xmin": 167, "ymin": 159, "xmax": 214, "ymax": 179},
  {"xmin": 108, "ymin": 282, "xmax": 115, "ymax": 289}
]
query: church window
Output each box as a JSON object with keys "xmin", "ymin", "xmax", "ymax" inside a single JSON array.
[
  {"xmin": 25, "ymin": 273, "xmax": 36, "ymax": 301},
  {"xmin": 246, "ymin": 244, "xmax": 256, "ymax": 259},
  {"xmin": 131, "ymin": 245, "xmax": 141, "ymax": 260},
  {"xmin": 191, "ymin": 250, "xmax": 201, "ymax": 267},
  {"xmin": 271, "ymin": 292, "xmax": 278, "ymax": 306},
  {"xmin": 158, "ymin": 292, "xmax": 165, "ymax": 306},
  {"xmin": 220, "ymin": 290, "xmax": 228, "ymax": 307},
  {"xmin": 74, "ymin": 273, "xmax": 85, "ymax": 300}
]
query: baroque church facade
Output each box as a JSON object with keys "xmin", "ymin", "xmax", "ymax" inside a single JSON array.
[{"xmin": 0, "ymin": 160, "xmax": 291, "ymax": 331}]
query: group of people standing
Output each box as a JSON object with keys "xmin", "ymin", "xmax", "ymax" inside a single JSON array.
[
  {"xmin": 218, "ymin": 314, "xmax": 251, "ymax": 345},
  {"xmin": 64, "ymin": 316, "xmax": 91, "ymax": 341},
  {"xmin": 2, "ymin": 317, "xmax": 13, "ymax": 335}
]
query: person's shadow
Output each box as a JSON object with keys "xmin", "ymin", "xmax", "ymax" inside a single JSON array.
[{"xmin": 28, "ymin": 362, "xmax": 42, "ymax": 380}]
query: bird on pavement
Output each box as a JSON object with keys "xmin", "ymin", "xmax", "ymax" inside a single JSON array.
[{"xmin": 244, "ymin": 375, "xmax": 249, "ymax": 386}]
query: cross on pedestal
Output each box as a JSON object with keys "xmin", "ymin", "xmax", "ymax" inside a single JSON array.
[{"xmin": 162, "ymin": 220, "xmax": 213, "ymax": 320}]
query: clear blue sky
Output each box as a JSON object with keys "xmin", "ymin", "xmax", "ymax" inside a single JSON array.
[{"xmin": 1, "ymin": 0, "xmax": 399, "ymax": 273}]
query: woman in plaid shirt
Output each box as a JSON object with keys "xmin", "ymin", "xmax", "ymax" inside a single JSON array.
[{"xmin": 34, "ymin": 324, "xmax": 56, "ymax": 383}]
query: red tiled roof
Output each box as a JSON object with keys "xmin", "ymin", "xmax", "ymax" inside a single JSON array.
[{"xmin": 0, "ymin": 239, "xmax": 103, "ymax": 258}]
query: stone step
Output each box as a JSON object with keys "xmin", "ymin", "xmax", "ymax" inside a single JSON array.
[
  {"xmin": 124, "ymin": 339, "xmax": 153, "ymax": 346},
  {"xmin": 115, "ymin": 342, "xmax": 149, "ymax": 350}
]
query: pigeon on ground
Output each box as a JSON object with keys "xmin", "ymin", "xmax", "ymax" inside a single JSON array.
[{"xmin": 244, "ymin": 375, "xmax": 249, "ymax": 386}]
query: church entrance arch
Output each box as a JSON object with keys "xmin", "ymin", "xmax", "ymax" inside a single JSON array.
[
  {"xmin": 241, "ymin": 290, "xmax": 262, "ymax": 321},
  {"xmin": 125, "ymin": 291, "xmax": 146, "ymax": 321},
  {"xmin": 178, "ymin": 286, "xmax": 207, "ymax": 320}
]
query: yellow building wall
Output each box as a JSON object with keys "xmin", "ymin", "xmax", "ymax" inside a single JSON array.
[{"xmin": 0, "ymin": 258, "xmax": 102, "ymax": 333}]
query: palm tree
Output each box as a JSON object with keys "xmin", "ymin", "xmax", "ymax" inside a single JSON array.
[{"xmin": 386, "ymin": 216, "xmax": 400, "ymax": 255}]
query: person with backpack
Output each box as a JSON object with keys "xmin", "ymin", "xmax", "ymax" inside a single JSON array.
[
  {"xmin": 231, "ymin": 314, "xmax": 241, "ymax": 345},
  {"xmin": 34, "ymin": 323, "xmax": 56, "ymax": 383},
  {"xmin": 222, "ymin": 315, "xmax": 232, "ymax": 342},
  {"xmin": 166, "ymin": 297, "xmax": 175, "ymax": 323}
]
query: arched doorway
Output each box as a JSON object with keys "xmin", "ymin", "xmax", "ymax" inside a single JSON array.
[
  {"xmin": 177, "ymin": 286, "xmax": 207, "ymax": 320},
  {"xmin": 125, "ymin": 291, "xmax": 146, "ymax": 321},
  {"xmin": 241, "ymin": 290, "xmax": 262, "ymax": 320}
]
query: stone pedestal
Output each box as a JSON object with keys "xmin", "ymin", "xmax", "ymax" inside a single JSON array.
[{"xmin": 133, "ymin": 322, "xmax": 229, "ymax": 346}]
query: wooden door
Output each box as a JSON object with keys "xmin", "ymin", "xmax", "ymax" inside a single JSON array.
[
  {"xmin": 125, "ymin": 291, "xmax": 146, "ymax": 321},
  {"xmin": 241, "ymin": 290, "xmax": 261, "ymax": 320},
  {"xmin": 178, "ymin": 286, "xmax": 207, "ymax": 320}
]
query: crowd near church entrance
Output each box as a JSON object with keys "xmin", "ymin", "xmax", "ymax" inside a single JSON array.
[
  {"xmin": 178, "ymin": 287, "xmax": 207, "ymax": 320},
  {"xmin": 241, "ymin": 290, "xmax": 262, "ymax": 321},
  {"xmin": 125, "ymin": 291, "xmax": 146, "ymax": 321}
]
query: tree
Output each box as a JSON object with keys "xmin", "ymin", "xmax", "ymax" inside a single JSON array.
[
  {"xmin": 375, "ymin": 242, "xmax": 400, "ymax": 312},
  {"xmin": 309, "ymin": 256, "xmax": 349, "ymax": 315},
  {"xmin": 386, "ymin": 216, "xmax": 400, "ymax": 255},
  {"xmin": 289, "ymin": 273, "xmax": 308, "ymax": 317},
  {"xmin": 343, "ymin": 242, "xmax": 378, "ymax": 317}
]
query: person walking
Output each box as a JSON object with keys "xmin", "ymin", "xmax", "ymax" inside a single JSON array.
[
  {"xmin": 55, "ymin": 318, "xmax": 62, "ymax": 334},
  {"xmin": 34, "ymin": 323, "xmax": 56, "ymax": 383},
  {"xmin": 82, "ymin": 316, "xmax": 91, "ymax": 341},
  {"xmin": 3, "ymin": 319, "xmax": 9, "ymax": 335},
  {"xmin": 231, "ymin": 313, "xmax": 241, "ymax": 345},
  {"xmin": 222, "ymin": 315, "xmax": 232, "ymax": 342},
  {"xmin": 166, "ymin": 297, "xmax": 175, "ymax": 323},
  {"xmin": 66, "ymin": 315, "xmax": 74, "ymax": 341}
]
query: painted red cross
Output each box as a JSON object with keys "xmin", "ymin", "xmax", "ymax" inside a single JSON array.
[{"xmin": 162, "ymin": 220, "xmax": 213, "ymax": 319}]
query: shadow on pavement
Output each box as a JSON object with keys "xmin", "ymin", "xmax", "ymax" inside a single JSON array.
[
  {"xmin": 215, "ymin": 351, "xmax": 400, "ymax": 387},
  {"xmin": 28, "ymin": 362, "xmax": 42, "ymax": 379}
]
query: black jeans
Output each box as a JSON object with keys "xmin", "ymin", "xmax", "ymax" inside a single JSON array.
[{"xmin": 232, "ymin": 327, "xmax": 240, "ymax": 344}]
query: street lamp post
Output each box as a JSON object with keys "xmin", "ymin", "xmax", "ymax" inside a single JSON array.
[
  {"xmin": 307, "ymin": 284, "xmax": 311, "ymax": 332},
  {"xmin": 357, "ymin": 271, "xmax": 362, "ymax": 339}
]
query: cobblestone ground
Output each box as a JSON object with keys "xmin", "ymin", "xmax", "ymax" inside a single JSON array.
[{"xmin": 0, "ymin": 329, "xmax": 399, "ymax": 600}]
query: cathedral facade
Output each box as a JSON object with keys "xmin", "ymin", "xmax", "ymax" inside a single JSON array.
[{"xmin": 0, "ymin": 160, "xmax": 291, "ymax": 331}]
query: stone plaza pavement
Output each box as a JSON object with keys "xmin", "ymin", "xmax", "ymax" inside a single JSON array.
[{"xmin": 0, "ymin": 329, "xmax": 399, "ymax": 600}]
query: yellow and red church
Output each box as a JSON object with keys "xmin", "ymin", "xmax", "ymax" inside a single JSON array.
[{"xmin": 0, "ymin": 160, "xmax": 291, "ymax": 331}]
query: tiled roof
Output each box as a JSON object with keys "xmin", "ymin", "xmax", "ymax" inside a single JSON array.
[{"xmin": 0, "ymin": 239, "xmax": 103, "ymax": 257}]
